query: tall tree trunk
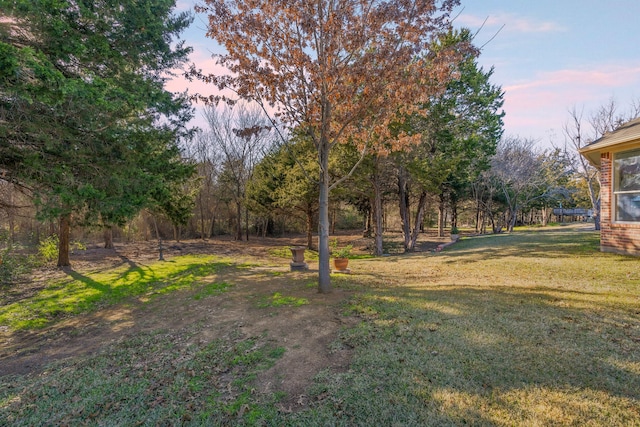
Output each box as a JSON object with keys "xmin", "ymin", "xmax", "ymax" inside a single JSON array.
[
  {"xmin": 104, "ymin": 226, "xmax": 114, "ymax": 249},
  {"xmin": 209, "ymin": 212, "xmax": 216, "ymax": 238},
  {"xmin": 397, "ymin": 167, "xmax": 411, "ymax": 251},
  {"xmin": 373, "ymin": 176, "xmax": 384, "ymax": 256},
  {"xmin": 245, "ymin": 205, "xmax": 249, "ymax": 241},
  {"xmin": 8, "ymin": 209, "xmax": 14, "ymax": 247},
  {"xmin": 408, "ymin": 191, "xmax": 428, "ymax": 252},
  {"xmin": 475, "ymin": 197, "xmax": 481, "ymax": 233},
  {"xmin": 594, "ymin": 199, "xmax": 601, "ymax": 231},
  {"xmin": 363, "ymin": 208, "xmax": 372, "ymax": 238},
  {"xmin": 451, "ymin": 199, "xmax": 458, "ymax": 229},
  {"xmin": 235, "ymin": 201, "xmax": 242, "ymax": 241},
  {"xmin": 318, "ymin": 140, "xmax": 331, "ymax": 293},
  {"xmin": 306, "ymin": 203, "xmax": 314, "ymax": 250},
  {"xmin": 437, "ymin": 194, "xmax": 446, "ymax": 237},
  {"xmin": 7, "ymin": 188, "xmax": 15, "ymax": 247},
  {"xmin": 507, "ymin": 207, "xmax": 517, "ymax": 232},
  {"xmin": 199, "ymin": 194, "xmax": 206, "ymax": 239},
  {"xmin": 57, "ymin": 214, "xmax": 71, "ymax": 267}
]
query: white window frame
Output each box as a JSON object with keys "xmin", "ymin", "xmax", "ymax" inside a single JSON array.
[{"xmin": 613, "ymin": 148, "xmax": 640, "ymax": 222}]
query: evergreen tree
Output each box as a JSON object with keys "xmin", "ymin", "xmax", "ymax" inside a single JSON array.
[
  {"xmin": 247, "ymin": 135, "xmax": 319, "ymax": 248},
  {"xmin": 399, "ymin": 29, "xmax": 504, "ymax": 248},
  {"xmin": 0, "ymin": 0, "xmax": 195, "ymax": 265}
]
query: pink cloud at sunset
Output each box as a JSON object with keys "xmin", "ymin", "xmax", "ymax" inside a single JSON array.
[
  {"xmin": 506, "ymin": 66, "xmax": 640, "ymax": 93},
  {"xmin": 457, "ymin": 13, "xmax": 566, "ymax": 34},
  {"xmin": 501, "ymin": 64, "xmax": 640, "ymax": 143},
  {"xmin": 169, "ymin": 1, "xmax": 640, "ymax": 145}
]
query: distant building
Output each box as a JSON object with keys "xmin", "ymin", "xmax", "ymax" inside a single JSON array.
[
  {"xmin": 552, "ymin": 208, "xmax": 593, "ymax": 221},
  {"xmin": 580, "ymin": 117, "xmax": 640, "ymax": 256}
]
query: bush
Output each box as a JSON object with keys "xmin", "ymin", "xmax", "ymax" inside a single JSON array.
[
  {"xmin": 330, "ymin": 239, "xmax": 353, "ymax": 258},
  {"xmin": 38, "ymin": 235, "xmax": 59, "ymax": 263},
  {"xmin": 0, "ymin": 234, "xmax": 85, "ymax": 285},
  {"xmin": 0, "ymin": 246, "xmax": 35, "ymax": 285}
]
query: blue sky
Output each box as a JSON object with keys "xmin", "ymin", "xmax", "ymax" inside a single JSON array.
[
  {"xmin": 457, "ymin": 1, "xmax": 640, "ymax": 146},
  {"xmin": 171, "ymin": 1, "xmax": 640, "ymax": 148}
]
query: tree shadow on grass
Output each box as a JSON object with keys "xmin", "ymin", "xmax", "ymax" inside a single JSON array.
[
  {"xmin": 0, "ymin": 257, "xmax": 295, "ymax": 378},
  {"xmin": 308, "ymin": 227, "xmax": 640, "ymax": 425},
  {"xmin": 0, "ymin": 257, "xmax": 242, "ymax": 334},
  {"xmin": 320, "ymin": 283, "xmax": 640, "ymax": 425},
  {"xmin": 438, "ymin": 229, "xmax": 608, "ymax": 262}
]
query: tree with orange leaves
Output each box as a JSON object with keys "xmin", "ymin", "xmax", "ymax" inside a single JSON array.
[{"xmin": 192, "ymin": 0, "xmax": 470, "ymax": 293}]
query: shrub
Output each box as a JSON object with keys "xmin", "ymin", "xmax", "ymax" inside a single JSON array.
[
  {"xmin": 330, "ymin": 239, "xmax": 352, "ymax": 258},
  {"xmin": 38, "ymin": 235, "xmax": 59, "ymax": 263},
  {"xmin": 0, "ymin": 246, "xmax": 35, "ymax": 285}
]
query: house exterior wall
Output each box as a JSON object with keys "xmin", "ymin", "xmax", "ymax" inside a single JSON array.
[{"xmin": 599, "ymin": 151, "xmax": 640, "ymax": 256}]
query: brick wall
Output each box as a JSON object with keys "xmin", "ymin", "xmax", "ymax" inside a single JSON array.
[
  {"xmin": 600, "ymin": 153, "xmax": 611, "ymax": 224},
  {"xmin": 599, "ymin": 151, "xmax": 640, "ymax": 256}
]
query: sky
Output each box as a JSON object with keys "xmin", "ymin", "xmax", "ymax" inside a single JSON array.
[{"xmin": 170, "ymin": 0, "xmax": 640, "ymax": 148}]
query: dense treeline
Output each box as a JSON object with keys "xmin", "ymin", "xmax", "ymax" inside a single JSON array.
[
  {"xmin": 2, "ymin": 89, "xmax": 614, "ymax": 249},
  {"xmin": 2, "ymin": 1, "xmax": 636, "ymax": 285}
]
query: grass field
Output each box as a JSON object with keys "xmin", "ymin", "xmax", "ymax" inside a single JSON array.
[
  {"xmin": 0, "ymin": 254, "xmax": 234, "ymax": 330},
  {"xmin": 1, "ymin": 225, "xmax": 639, "ymax": 425}
]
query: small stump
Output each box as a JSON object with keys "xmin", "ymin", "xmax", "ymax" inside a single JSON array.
[{"xmin": 289, "ymin": 246, "xmax": 308, "ymax": 271}]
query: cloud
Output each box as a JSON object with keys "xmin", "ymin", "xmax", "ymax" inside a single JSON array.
[
  {"xmin": 165, "ymin": 34, "xmax": 230, "ymax": 96},
  {"xmin": 505, "ymin": 65, "xmax": 640, "ymax": 95},
  {"xmin": 165, "ymin": 54, "xmax": 231, "ymax": 98},
  {"xmin": 164, "ymin": 56, "xmax": 229, "ymax": 133},
  {"xmin": 175, "ymin": 0, "xmax": 196, "ymax": 13},
  {"xmin": 500, "ymin": 64, "xmax": 640, "ymax": 143},
  {"xmin": 457, "ymin": 13, "xmax": 566, "ymax": 34}
]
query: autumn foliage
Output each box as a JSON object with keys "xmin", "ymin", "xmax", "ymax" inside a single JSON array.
[{"xmin": 193, "ymin": 0, "xmax": 471, "ymax": 292}]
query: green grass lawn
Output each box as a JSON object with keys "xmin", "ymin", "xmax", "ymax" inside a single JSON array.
[
  {"xmin": 2, "ymin": 226, "xmax": 640, "ymax": 426},
  {"xmin": 0, "ymin": 255, "xmax": 234, "ymax": 330},
  {"xmin": 299, "ymin": 227, "xmax": 639, "ymax": 426}
]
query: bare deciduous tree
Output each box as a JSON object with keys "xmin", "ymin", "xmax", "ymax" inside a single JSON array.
[
  {"xmin": 185, "ymin": 132, "xmax": 223, "ymax": 239},
  {"xmin": 564, "ymin": 98, "xmax": 640, "ymax": 230},
  {"xmin": 489, "ymin": 137, "xmax": 562, "ymax": 232},
  {"xmin": 564, "ymin": 106, "xmax": 601, "ymax": 229},
  {"xmin": 204, "ymin": 103, "xmax": 271, "ymax": 241}
]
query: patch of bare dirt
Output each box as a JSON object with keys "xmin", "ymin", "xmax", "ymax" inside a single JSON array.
[{"xmin": 0, "ymin": 232, "xmax": 448, "ymax": 407}]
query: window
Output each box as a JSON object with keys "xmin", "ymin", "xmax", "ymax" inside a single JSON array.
[{"xmin": 614, "ymin": 148, "xmax": 640, "ymax": 222}]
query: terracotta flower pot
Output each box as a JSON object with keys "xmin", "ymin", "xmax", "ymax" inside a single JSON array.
[{"xmin": 333, "ymin": 258, "xmax": 349, "ymax": 271}]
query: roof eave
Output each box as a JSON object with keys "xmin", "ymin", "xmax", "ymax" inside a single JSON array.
[
  {"xmin": 579, "ymin": 138, "xmax": 640, "ymax": 169},
  {"xmin": 578, "ymin": 146, "xmax": 602, "ymax": 168}
]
